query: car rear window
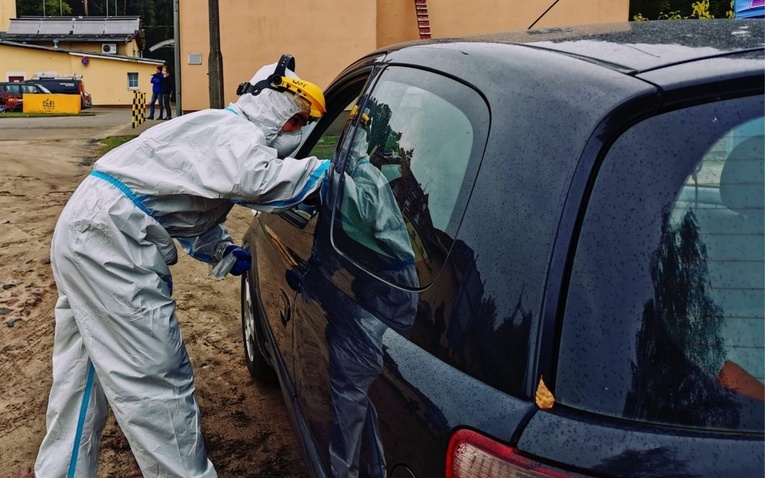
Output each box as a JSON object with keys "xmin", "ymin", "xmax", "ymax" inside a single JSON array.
[{"xmin": 557, "ymin": 95, "xmax": 764, "ymax": 433}]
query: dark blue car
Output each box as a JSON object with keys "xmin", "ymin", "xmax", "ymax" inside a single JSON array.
[{"xmin": 241, "ymin": 19, "xmax": 764, "ymax": 477}]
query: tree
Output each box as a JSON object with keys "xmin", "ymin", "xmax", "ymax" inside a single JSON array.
[
  {"xmin": 624, "ymin": 210, "xmax": 737, "ymax": 429},
  {"xmin": 17, "ymin": 0, "xmax": 72, "ymax": 16}
]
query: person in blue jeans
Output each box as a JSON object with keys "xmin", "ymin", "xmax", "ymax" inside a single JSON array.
[
  {"xmin": 160, "ymin": 66, "xmax": 173, "ymax": 120},
  {"xmin": 148, "ymin": 65, "xmax": 164, "ymax": 120}
]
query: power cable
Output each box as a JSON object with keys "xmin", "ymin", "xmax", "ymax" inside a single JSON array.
[{"xmin": 528, "ymin": 0, "xmax": 562, "ymax": 29}]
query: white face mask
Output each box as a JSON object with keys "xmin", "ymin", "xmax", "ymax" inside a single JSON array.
[{"xmin": 272, "ymin": 130, "xmax": 302, "ymax": 158}]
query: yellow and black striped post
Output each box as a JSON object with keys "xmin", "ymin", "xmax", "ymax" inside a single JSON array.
[
  {"xmin": 140, "ymin": 92, "xmax": 146, "ymax": 123},
  {"xmin": 131, "ymin": 91, "xmax": 147, "ymax": 128},
  {"xmin": 131, "ymin": 91, "xmax": 140, "ymax": 128}
]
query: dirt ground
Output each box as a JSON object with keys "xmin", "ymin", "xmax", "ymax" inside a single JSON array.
[{"xmin": 0, "ymin": 136, "xmax": 307, "ymax": 476}]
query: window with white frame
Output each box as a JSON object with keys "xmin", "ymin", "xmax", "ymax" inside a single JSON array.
[{"xmin": 128, "ymin": 72, "xmax": 139, "ymax": 89}]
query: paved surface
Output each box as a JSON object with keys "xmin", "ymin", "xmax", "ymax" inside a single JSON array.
[{"xmin": 0, "ymin": 107, "xmax": 162, "ymax": 141}]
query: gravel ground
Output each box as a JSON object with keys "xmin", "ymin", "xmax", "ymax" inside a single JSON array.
[{"xmin": 0, "ymin": 117, "xmax": 307, "ymax": 477}]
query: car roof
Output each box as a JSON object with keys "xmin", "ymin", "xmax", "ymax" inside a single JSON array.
[{"xmin": 381, "ymin": 19, "xmax": 764, "ymax": 75}]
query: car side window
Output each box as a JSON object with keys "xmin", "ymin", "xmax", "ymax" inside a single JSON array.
[
  {"xmin": 305, "ymin": 98, "xmax": 359, "ymax": 161},
  {"xmin": 557, "ymin": 96, "xmax": 764, "ymax": 432},
  {"xmin": 330, "ymin": 66, "xmax": 488, "ymax": 289},
  {"xmin": 297, "ymin": 71, "xmax": 373, "ymax": 164},
  {"xmin": 275, "ymin": 73, "xmax": 370, "ymax": 230},
  {"xmin": 5, "ymin": 84, "xmax": 21, "ymax": 96}
]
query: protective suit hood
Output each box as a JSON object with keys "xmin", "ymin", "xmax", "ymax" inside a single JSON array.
[{"xmin": 234, "ymin": 62, "xmax": 305, "ymax": 146}]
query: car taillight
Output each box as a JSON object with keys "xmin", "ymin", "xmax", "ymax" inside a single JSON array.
[{"xmin": 446, "ymin": 429, "xmax": 586, "ymax": 478}]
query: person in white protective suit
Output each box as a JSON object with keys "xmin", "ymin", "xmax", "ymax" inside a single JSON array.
[{"xmin": 31, "ymin": 55, "xmax": 327, "ymax": 478}]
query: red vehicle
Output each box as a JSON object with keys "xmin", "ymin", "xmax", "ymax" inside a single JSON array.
[{"xmin": 0, "ymin": 82, "xmax": 51, "ymax": 112}]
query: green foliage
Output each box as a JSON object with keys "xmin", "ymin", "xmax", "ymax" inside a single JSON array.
[
  {"xmin": 634, "ymin": 0, "xmax": 720, "ymax": 19},
  {"xmin": 631, "ymin": 0, "xmax": 733, "ymax": 20},
  {"xmin": 310, "ymin": 135, "xmax": 340, "ymax": 159},
  {"xmin": 100, "ymin": 135, "xmax": 137, "ymax": 155},
  {"xmin": 17, "ymin": 0, "xmax": 72, "ymax": 16},
  {"xmin": 0, "ymin": 111, "xmax": 78, "ymax": 117},
  {"xmin": 16, "ymin": 0, "xmax": 143, "ymax": 17},
  {"xmin": 15, "ymin": 0, "xmax": 176, "ymax": 75}
]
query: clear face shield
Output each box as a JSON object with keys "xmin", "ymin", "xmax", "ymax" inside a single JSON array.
[
  {"xmin": 236, "ymin": 55, "xmax": 325, "ymax": 158},
  {"xmin": 236, "ymin": 54, "xmax": 325, "ymax": 123}
]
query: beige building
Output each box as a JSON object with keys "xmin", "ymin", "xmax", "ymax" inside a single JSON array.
[
  {"xmin": 179, "ymin": 0, "xmax": 629, "ymax": 112},
  {"xmin": 0, "ymin": 0, "xmax": 629, "ymax": 111},
  {"xmin": 0, "ymin": 4, "xmax": 164, "ymax": 107},
  {"xmin": 0, "ymin": 0, "xmax": 12, "ymax": 32},
  {"xmin": 0, "ymin": 41, "xmax": 163, "ymax": 106}
]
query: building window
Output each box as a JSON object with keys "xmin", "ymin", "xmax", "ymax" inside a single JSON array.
[{"xmin": 128, "ymin": 72, "xmax": 139, "ymax": 90}]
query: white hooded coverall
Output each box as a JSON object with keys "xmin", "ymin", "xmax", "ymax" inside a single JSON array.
[{"xmin": 35, "ymin": 64, "xmax": 328, "ymax": 477}]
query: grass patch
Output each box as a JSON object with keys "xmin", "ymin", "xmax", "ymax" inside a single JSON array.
[
  {"xmin": 310, "ymin": 135, "xmax": 340, "ymax": 159},
  {"xmin": 0, "ymin": 111, "xmax": 96, "ymax": 118},
  {"xmin": 0, "ymin": 112, "xmax": 74, "ymax": 118},
  {"xmin": 100, "ymin": 135, "xmax": 137, "ymax": 155}
]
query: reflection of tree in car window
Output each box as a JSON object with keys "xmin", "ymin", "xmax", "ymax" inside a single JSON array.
[
  {"xmin": 366, "ymin": 98, "xmax": 396, "ymax": 156},
  {"xmin": 625, "ymin": 129, "xmax": 765, "ymax": 431},
  {"xmin": 625, "ymin": 209, "xmax": 740, "ymax": 429},
  {"xmin": 346, "ymin": 91, "xmax": 469, "ymax": 285}
]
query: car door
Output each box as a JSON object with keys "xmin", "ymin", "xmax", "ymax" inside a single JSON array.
[
  {"xmin": 289, "ymin": 64, "xmax": 499, "ymax": 476},
  {"xmin": 252, "ymin": 67, "xmax": 374, "ymax": 390}
]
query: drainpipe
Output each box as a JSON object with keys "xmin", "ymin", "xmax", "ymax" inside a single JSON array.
[{"xmin": 173, "ymin": 0, "xmax": 182, "ymax": 115}]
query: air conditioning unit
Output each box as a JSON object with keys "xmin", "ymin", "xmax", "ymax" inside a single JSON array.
[{"xmin": 101, "ymin": 43, "xmax": 117, "ymax": 55}]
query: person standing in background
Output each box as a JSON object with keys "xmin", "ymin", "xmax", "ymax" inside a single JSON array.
[
  {"xmin": 161, "ymin": 66, "xmax": 174, "ymax": 120},
  {"xmin": 147, "ymin": 65, "xmax": 164, "ymax": 120}
]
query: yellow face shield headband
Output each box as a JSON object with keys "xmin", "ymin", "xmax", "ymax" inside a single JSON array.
[
  {"xmin": 236, "ymin": 54, "xmax": 326, "ymax": 123},
  {"xmin": 271, "ymin": 76, "xmax": 326, "ymax": 121}
]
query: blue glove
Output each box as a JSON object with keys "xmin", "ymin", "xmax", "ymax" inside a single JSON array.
[{"xmin": 223, "ymin": 245, "xmax": 252, "ymax": 276}]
